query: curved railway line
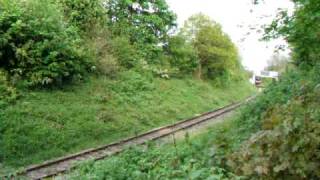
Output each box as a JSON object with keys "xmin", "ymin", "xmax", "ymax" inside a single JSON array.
[{"xmin": 7, "ymin": 97, "xmax": 254, "ymax": 180}]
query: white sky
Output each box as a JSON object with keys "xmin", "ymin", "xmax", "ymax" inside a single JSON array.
[{"xmin": 166, "ymin": 0, "xmax": 295, "ymax": 73}]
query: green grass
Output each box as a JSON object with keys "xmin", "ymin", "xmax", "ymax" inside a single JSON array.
[
  {"xmin": 0, "ymin": 71, "xmax": 255, "ymax": 172},
  {"xmin": 64, "ymin": 110, "xmax": 250, "ymax": 180}
]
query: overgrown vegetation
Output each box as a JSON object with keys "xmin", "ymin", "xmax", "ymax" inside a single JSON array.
[
  {"xmin": 0, "ymin": 70, "xmax": 18, "ymax": 108},
  {"xmin": 226, "ymin": 0, "xmax": 320, "ymax": 178},
  {"xmin": 227, "ymin": 68, "xmax": 320, "ymax": 179},
  {"xmin": 0, "ymin": 0, "xmax": 92, "ymax": 87},
  {"xmin": 57, "ymin": 0, "xmax": 106, "ymax": 33}
]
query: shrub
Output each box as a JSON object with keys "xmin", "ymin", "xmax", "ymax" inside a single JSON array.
[
  {"xmin": 0, "ymin": 70, "xmax": 18, "ymax": 107},
  {"xmin": 167, "ymin": 35, "xmax": 199, "ymax": 75},
  {"xmin": 109, "ymin": 36, "xmax": 141, "ymax": 69},
  {"xmin": 95, "ymin": 54, "xmax": 119, "ymax": 78},
  {"xmin": 228, "ymin": 67, "xmax": 320, "ymax": 179},
  {"xmin": 110, "ymin": 70, "xmax": 154, "ymax": 95},
  {"xmin": 0, "ymin": 0, "xmax": 92, "ymax": 87},
  {"xmin": 57, "ymin": 0, "xmax": 106, "ymax": 33}
]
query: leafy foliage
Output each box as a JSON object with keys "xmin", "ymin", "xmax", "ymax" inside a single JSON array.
[
  {"xmin": 228, "ymin": 67, "xmax": 320, "ymax": 179},
  {"xmin": 106, "ymin": 0, "xmax": 176, "ymax": 63},
  {"xmin": 193, "ymin": 18, "xmax": 241, "ymax": 81},
  {"xmin": 108, "ymin": 36, "xmax": 141, "ymax": 69},
  {"xmin": 180, "ymin": 13, "xmax": 215, "ymax": 41},
  {"xmin": 57, "ymin": 0, "xmax": 106, "ymax": 33},
  {"xmin": 0, "ymin": 0, "xmax": 92, "ymax": 87},
  {"xmin": 178, "ymin": 14, "xmax": 242, "ymax": 82},
  {"xmin": 0, "ymin": 0, "xmax": 255, "ymax": 176},
  {"xmin": 223, "ymin": 1, "xmax": 320, "ymax": 178},
  {"xmin": 0, "ymin": 70, "xmax": 18, "ymax": 107},
  {"xmin": 68, "ymin": 137, "xmax": 240, "ymax": 180},
  {"xmin": 264, "ymin": 0, "xmax": 320, "ymax": 66},
  {"xmin": 265, "ymin": 53, "xmax": 291, "ymax": 73},
  {"xmin": 166, "ymin": 35, "xmax": 199, "ymax": 75}
]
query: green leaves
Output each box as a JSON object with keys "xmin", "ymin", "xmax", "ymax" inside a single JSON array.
[
  {"xmin": 0, "ymin": 0, "xmax": 92, "ymax": 87},
  {"xmin": 0, "ymin": 70, "xmax": 18, "ymax": 108},
  {"xmin": 228, "ymin": 67, "xmax": 320, "ymax": 179},
  {"xmin": 167, "ymin": 35, "xmax": 199, "ymax": 75},
  {"xmin": 57, "ymin": 0, "xmax": 106, "ymax": 32},
  {"xmin": 189, "ymin": 14, "xmax": 240, "ymax": 81},
  {"xmin": 69, "ymin": 139, "xmax": 238, "ymax": 180},
  {"xmin": 106, "ymin": 0, "xmax": 176, "ymax": 64},
  {"xmin": 264, "ymin": 0, "xmax": 320, "ymax": 67}
]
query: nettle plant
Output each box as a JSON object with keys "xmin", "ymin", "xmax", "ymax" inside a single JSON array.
[{"xmin": 0, "ymin": 0, "xmax": 92, "ymax": 87}]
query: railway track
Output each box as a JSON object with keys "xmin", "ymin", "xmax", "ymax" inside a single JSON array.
[{"xmin": 7, "ymin": 97, "xmax": 253, "ymax": 180}]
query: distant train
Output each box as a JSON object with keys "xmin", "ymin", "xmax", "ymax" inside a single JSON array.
[
  {"xmin": 254, "ymin": 76, "xmax": 262, "ymax": 86},
  {"xmin": 251, "ymin": 71, "xmax": 279, "ymax": 88}
]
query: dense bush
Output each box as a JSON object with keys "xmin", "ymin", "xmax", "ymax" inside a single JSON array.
[
  {"xmin": 223, "ymin": 1, "xmax": 320, "ymax": 178},
  {"xmin": 167, "ymin": 35, "xmax": 199, "ymax": 75},
  {"xmin": 108, "ymin": 36, "xmax": 141, "ymax": 69},
  {"xmin": 228, "ymin": 67, "xmax": 320, "ymax": 179},
  {"xmin": 0, "ymin": 70, "xmax": 18, "ymax": 107},
  {"xmin": 57, "ymin": 0, "xmax": 106, "ymax": 33},
  {"xmin": 106, "ymin": 0, "xmax": 176, "ymax": 63},
  {"xmin": 0, "ymin": 0, "xmax": 91, "ymax": 87}
]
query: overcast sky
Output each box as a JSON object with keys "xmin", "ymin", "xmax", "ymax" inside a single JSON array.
[{"xmin": 166, "ymin": 0, "xmax": 295, "ymax": 73}]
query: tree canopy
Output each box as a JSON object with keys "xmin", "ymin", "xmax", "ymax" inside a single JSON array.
[
  {"xmin": 264, "ymin": 0, "xmax": 320, "ymax": 67},
  {"xmin": 106, "ymin": 0, "xmax": 176, "ymax": 62},
  {"xmin": 179, "ymin": 14, "xmax": 241, "ymax": 81}
]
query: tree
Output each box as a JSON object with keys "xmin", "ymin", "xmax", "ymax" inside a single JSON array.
[
  {"xmin": 106, "ymin": 0, "xmax": 176, "ymax": 63},
  {"xmin": 166, "ymin": 35, "xmax": 199, "ymax": 75},
  {"xmin": 180, "ymin": 13, "xmax": 216, "ymax": 41},
  {"xmin": 181, "ymin": 14, "xmax": 240, "ymax": 81},
  {"xmin": 57, "ymin": 0, "xmax": 106, "ymax": 33},
  {"xmin": 263, "ymin": 0, "xmax": 320, "ymax": 67},
  {"xmin": 265, "ymin": 53, "xmax": 290, "ymax": 73}
]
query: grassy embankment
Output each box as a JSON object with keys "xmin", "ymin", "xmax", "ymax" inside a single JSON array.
[{"xmin": 0, "ymin": 70, "xmax": 255, "ymax": 173}]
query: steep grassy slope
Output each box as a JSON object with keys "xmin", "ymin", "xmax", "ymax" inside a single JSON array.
[{"xmin": 0, "ymin": 71, "xmax": 254, "ymax": 170}]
